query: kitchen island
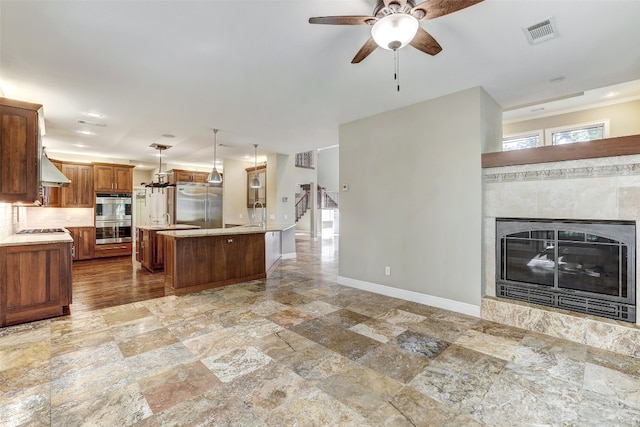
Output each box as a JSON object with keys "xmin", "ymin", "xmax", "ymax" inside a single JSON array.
[
  {"xmin": 136, "ymin": 224, "xmax": 200, "ymax": 272},
  {"xmin": 158, "ymin": 223, "xmax": 294, "ymax": 295}
]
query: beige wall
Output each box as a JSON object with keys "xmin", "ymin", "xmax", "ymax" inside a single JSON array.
[
  {"xmin": 266, "ymin": 153, "xmax": 296, "ymax": 223},
  {"xmin": 503, "ymin": 99, "xmax": 640, "ymax": 139},
  {"xmin": 222, "ymin": 158, "xmax": 254, "ymax": 225},
  {"xmin": 338, "ymin": 87, "xmax": 501, "ymax": 310}
]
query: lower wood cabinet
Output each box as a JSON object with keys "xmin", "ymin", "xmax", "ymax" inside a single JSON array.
[
  {"xmin": 67, "ymin": 227, "xmax": 95, "ymax": 260},
  {"xmin": 0, "ymin": 242, "xmax": 73, "ymax": 326},
  {"xmin": 163, "ymin": 233, "xmax": 265, "ymax": 295},
  {"xmin": 137, "ymin": 228, "xmax": 166, "ymax": 272},
  {"xmin": 94, "ymin": 242, "xmax": 132, "ymax": 258}
]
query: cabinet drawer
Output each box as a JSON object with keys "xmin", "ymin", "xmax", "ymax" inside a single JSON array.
[{"xmin": 94, "ymin": 242, "xmax": 132, "ymax": 258}]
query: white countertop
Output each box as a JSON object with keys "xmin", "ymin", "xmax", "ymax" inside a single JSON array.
[
  {"xmin": 158, "ymin": 223, "xmax": 295, "ymax": 238},
  {"xmin": 136, "ymin": 224, "xmax": 201, "ymax": 231},
  {"xmin": 0, "ymin": 232, "xmax": 74, "ymax": 247}
]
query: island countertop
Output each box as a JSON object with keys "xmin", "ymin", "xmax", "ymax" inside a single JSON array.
[
  {"xmin": 136, "ymin": 224, "xmax": 201, "ymax": 231},
  {"xmin": 157, "ymin": 223, "xmax": 295, "ymax": 238}
]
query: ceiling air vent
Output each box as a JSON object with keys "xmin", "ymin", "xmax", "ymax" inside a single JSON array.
[
  {"xmin": 76, "ymin": 119, "xmax": 107, "ymax": 127},
  {"xmin": 523, "ymin": 17, "xmax": 558, "ymax": 45}
]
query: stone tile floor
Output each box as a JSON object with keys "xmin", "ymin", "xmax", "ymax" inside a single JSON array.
[{"xmin": 1, "ymin": 235, "xmax": 640, "ymax": 426}]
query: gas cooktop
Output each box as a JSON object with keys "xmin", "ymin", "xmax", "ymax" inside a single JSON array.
[{"xmin": 17, "ymin": 228, "xmax": 67, "ymax": 234}]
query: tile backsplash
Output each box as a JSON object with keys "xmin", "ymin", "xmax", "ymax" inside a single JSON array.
[
  {"xmin": 0, "ymin": 203, "xmax": 15, "ymax": 240},
  {"xmin": 24, "ymin": 207, "xmax": 94, "ymax": 228}
]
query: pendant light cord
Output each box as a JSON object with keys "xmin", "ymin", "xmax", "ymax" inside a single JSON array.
[{"xmin": 213, "ymin": 128, "xmax": 218, "ymax": 167}]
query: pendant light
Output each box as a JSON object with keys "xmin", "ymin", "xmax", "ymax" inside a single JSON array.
[
  {"xmin": 207, "ymin": 128, "xmax": 223, "ymax": 184},
  {"xmin": 249, "ymin": 144, "xmax": 261, "ymax": 188}
]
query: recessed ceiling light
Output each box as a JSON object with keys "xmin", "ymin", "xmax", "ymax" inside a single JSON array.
[
  {"xmin": 77, "ymin": 130, "xmax": 95, "ymax": 135},
  {"xmin": 162, "ymin": 134, "xmax": 176, "ymax": 138},
  {"xmin": 605, "ymin": 92, "xmax": 618, "ymax": 98},
  {"xmin": 74, "ymin": 143, "xmax": 86, "ymax": 148},
  {"xmin": 549, "ymin": 76, "xmax": 566, "ymax": 83},
  {"xmin": 85, "ymin": 112, "xmax": 103, "ymax": 118},
  {"xmin": 531, "ymin": 107, "xmax": 545, "ymax": 112}
]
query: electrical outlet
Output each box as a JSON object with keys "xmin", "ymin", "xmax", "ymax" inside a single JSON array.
[
  {"xmin": 284, "ymin": 214, "xmax": 288, "ymax": 220},
  {"xmin": 269, "ymin": 214, "xmax": 275, "ymax": 220},
  {"xmin": 239, "ymin": 213, "xmax": 243, "ymax": 219},
  {"xmin": 385, "ymin": 266, "xmax": 391, "ymax": 276}
]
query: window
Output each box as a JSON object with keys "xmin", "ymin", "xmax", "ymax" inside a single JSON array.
[
  {"xmin": 502, "ymin": 131, "xmax": 542, "ymax": 151},
  {"xmin": 502, "ymin": 120, "xmax": 611, "ymax": 151},
  {"xmin": 295, "ymin": 151, "xmax": 315, "ymax": 169},
  {"xmin": 545, "ymin": 120, "xmax": 609, "ymax": 146}
]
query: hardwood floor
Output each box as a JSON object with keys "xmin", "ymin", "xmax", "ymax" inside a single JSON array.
[{"xmin": 70, "ymin": 256, "xmax": 166, "ymax": 312}]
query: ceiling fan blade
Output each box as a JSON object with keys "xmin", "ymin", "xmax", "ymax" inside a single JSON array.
[
  {"xmin": 309, "ymin": 16, "xmax": 374, "ymax": 25},
  {"xmin": 410, "ymin": 28, "xmax": 443, "ymax": 56},
  {"xmin": 412, "ymin": 0, "xmax": 484, "ymax": 21},
  {"xmin": 351, "ymin": 38, "xmax": 378, "ymax": 64}
]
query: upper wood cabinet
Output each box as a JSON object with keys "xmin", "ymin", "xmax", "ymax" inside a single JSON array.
[
  {"xmin": 169, "ymin": 169, "xmax": 210, "ymax": 184},
  {"xmin": 0, "ymin": 97, "xmax": 41, "ymax": 203},
  {"xmin": 94, "ymin": 163, "xmax": 133, "ymax": 193},
  {"xmin": 61, "ymin": 163, "xmax": 94, "ymax": 207}
]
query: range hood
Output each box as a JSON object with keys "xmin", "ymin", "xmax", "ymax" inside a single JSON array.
[{"xmin": 41, "ymin": 154, "xmax": 71, "ymax": 187}]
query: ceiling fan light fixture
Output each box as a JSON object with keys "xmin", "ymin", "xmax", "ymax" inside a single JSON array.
[{"xmin": 371, "ymin": 13, "xmax": 419, "ymax": 50}]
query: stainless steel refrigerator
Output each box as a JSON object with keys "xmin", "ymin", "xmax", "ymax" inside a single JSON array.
[{"xmin": 168, "ymin": 183, "xmax": 223, "ymax": 229}]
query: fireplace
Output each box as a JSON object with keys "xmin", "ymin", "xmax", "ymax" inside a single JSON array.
[{"xmin": 496, "ymin": 218, "xmax": 636, "ymax": 323}]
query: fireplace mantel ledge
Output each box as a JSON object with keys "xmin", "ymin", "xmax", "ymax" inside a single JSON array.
[{"xmin": 482, "ymin": 134, "xmax": 640, "ymax": 168}]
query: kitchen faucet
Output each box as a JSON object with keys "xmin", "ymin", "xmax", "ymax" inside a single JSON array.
[
  {"xmin": 252, "ymin": 200, "xmax": 265, "ymax": 228},
  {"xmin": 164, "ymin": 212, "xmax": 171, "ymax": 225}
]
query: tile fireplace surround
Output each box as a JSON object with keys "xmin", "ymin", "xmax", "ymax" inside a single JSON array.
[{"xmin": 482, "ymin": 136, "xmax": 640, "ymax": 359}]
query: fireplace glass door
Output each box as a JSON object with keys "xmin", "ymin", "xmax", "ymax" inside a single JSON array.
[{"xmin": 497, "ymin": 219, "xmax": 635, "ymax": 322}]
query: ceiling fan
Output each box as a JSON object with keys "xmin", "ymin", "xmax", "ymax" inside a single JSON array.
[{"xmin": 309, "ymin": 0, "xmax": 484, "ymax": 64}]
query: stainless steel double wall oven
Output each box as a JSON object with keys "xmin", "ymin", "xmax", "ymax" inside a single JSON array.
[{"xmin": 95, "ymin": 193, "xmax": 132, "ymax": 244}]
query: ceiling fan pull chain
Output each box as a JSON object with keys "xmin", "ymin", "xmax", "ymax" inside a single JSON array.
[{"xmin": 394, "ymin": 48, "xmax": 400, "ymax": 92}]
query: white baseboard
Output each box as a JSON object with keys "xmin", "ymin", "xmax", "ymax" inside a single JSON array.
[
  {"xmin": 337, "ymin": 276, "xmax": 481, "ymax": 318},
  {"xmin": 281, "ymin": 252, "xmax": 297, "ymax": 260}
]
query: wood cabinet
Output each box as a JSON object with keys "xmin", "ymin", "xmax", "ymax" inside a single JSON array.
[
  {"xmin": 94, "ymin": 242, "xmax": 132, "ymax": 258},
  {"xmin": 137, "ymin": 228, "xmax": 166, "ymax": 272},
  {"xmin": 0, "ymin": 97, "xmax": 41, "ymax": 203},
  {"xmin": 94, "ymin": 164, "xmax": 133, "ymax": 193},
  {"xmin": 67, "ymin": 227, "xmax": 95, "ymax": 260},
  {"xmin": 163, "ymin": 232, "xmax": 266, "ymax": 295},
  {"xmin": 61, "ymin": 163, "xmax": 94, "ymax": 207},
  {"xmin": 169, "ymin": 169, "xmax": 210, "ymax": 184},
  {"xmin": 0, "ymin": 242, "xmax": 72, "ymax": 326},
  {"xmin": 42, "ymin": 160, "xmax": 62, "ymax": 207}
]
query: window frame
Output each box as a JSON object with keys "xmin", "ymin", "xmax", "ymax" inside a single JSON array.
[
  {"xmin": 544, "ymin": 119, "xmax": 610, "ymax": 146},
  {"xmin": 501, "ymin": 129, "xmax": 544, "ymax": 151}
]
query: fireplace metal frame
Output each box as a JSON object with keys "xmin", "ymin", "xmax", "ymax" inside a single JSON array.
[{"xmin": 496, "ymin": 218, "xmax": 636, "ymax": 323}]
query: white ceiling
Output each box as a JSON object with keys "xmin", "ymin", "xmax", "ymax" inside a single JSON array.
[{"xmin": 2, "ymin": 0, "xmax": 640, "ymax": 170}]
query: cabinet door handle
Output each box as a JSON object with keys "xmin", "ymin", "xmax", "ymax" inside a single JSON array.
[{"xmin": 227, "ymin": 238, "xmax": 233, "ymax": 243}]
